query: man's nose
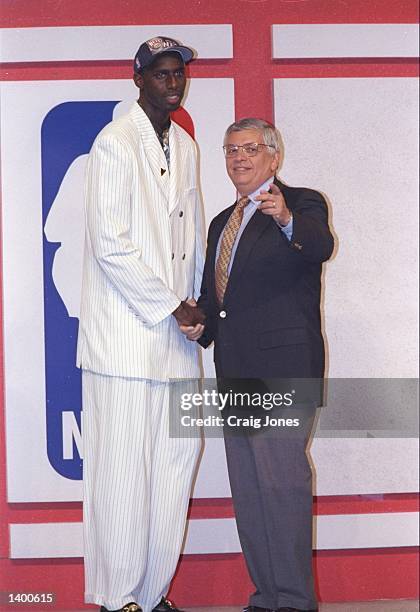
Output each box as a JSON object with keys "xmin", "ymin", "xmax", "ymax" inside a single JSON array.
[{"xmin": 167, "ymin": 74, "xmax": 177, "ymax": 89}]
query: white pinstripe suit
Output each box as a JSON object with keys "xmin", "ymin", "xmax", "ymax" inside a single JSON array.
[{"xmin": 77, "ymin": 102, "xmax": 204, "ymax": 611}]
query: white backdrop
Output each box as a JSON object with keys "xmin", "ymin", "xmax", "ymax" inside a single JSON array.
[{"xmin": 1, "ymin": 41, "xmax": 418, "ymax": 558}]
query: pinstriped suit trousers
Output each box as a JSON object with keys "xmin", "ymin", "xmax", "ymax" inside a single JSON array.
[{"xmin": 82, "ymin": 371, "xmax": 201, "ymax": 612}]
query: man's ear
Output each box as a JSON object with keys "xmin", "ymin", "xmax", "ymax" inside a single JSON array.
[
  {"xmin": 271, "ymin": 150, "xmax": 281, "ymax": 173},
  {"xmin": 133, "ymin": 72, "xmax": 144, "ymax": 91}
]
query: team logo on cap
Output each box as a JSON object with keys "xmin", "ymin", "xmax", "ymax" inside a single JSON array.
[{"xmin": 147, "ymin": 37, "xmax": 177, "ymax": 51}]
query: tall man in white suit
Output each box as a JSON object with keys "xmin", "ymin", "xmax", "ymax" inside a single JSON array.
[{"xmin": 77, "ymin": 37, "xmax": 205, "ymax": 612}]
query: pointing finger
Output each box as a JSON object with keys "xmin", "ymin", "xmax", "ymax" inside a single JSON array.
[{"xmin": 269, "ymin": 183, "xmax": 282, "ymax": 195}]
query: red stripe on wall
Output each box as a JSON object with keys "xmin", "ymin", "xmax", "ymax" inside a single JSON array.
[
  {"xmin": 0, "ymin": 548, "xmax": 418, "ymax": 610},
  {"xmin": 188, "ymin": 494, "xmax": 420, "ymax": 519},
  {"xmin": 2, "ymin": 60, "xmax": 418, "ymax": 82},
  {"xmin": 313, "ymin": 493, "xmax": 420, "ymax": 517},
  {"xmin": 1, "ymin": 0, "xmax": 419, "ymax": 27}
]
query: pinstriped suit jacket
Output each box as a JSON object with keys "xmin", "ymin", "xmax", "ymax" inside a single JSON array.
[{"xmin": 77, "ymin": 102, "xmax": 204, "ymax": 381}]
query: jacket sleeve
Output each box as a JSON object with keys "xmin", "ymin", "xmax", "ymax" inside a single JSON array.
[
  {"xmin": 85, "ymin": 133, "xmax": 181, "ymax": 327},
  {"xmin": 286, "ymin": 188, "xmax": 335, "ymax": 263}
]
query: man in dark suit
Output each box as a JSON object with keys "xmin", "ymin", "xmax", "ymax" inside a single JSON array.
[{"xmin": 184, "ymin": 118, "xmax": 334, "ymax": 612}]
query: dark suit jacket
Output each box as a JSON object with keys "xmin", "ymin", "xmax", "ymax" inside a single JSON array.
[{"xmin": 198, "ymin": 178, "xmax": 334, "ymax": 385}]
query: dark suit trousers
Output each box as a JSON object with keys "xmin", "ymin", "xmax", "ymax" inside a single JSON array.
[{"xmin": 223, "ymin": 404, "xmax": 318, "ymax": 611}]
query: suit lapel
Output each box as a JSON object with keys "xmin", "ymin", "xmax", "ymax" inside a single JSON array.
[
  {"xmin": 208, "ymin": 206, "xmax": 234, "ymax": 300},
  {"xmin": 168, "ymin": 123, "xmax": 187, "ymax": 215},
  {"xmin": 213, "ymin": 205, "xmax": 234, "ymax": 243},
  {"xmin": 130, "ymin": 103, "xmax": 170, "ymax": 205},
  {"xmin": 223, "ymin": 209, "xmax": 272, "ymax": 304}
]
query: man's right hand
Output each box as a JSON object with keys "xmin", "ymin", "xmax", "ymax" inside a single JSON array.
[
  {"xmin": 179, "ymin": 323, "xmax": 205, "ymax": 341},
  {"xmin": 172, "ymin": 300, "xmax": 205, "ymax": 327}
]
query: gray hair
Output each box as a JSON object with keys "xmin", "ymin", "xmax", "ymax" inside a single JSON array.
[{"xmin": 224, "ymin": 118, "xmax": 282, "ymax": 153}]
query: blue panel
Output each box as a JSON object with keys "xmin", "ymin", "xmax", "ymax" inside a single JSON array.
[{"xmin": 41, "ymin": 101, "xmax": 119, "ymax": 479}]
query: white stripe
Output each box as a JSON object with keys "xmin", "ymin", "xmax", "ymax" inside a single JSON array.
[
  {"xmin": 272, "ymin": 24, "xmax": 419, "ymax": 58},
  {"xmin": 10, "ymin": 512, "xmax": 419, "ymax": 558},
  {"xmin": 315, "ymin": 512, "xmax": 420, "ymax": 550},
  {"xmin": 0, "ymin": 25, "xmax": 233, "ymax": 63},
  {"xmin": 10, "ymin": 522, "xmax": 84, "ymax": 558}
]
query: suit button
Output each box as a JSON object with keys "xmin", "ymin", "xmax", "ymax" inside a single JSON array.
[
  {"xmin": 179, "ymin": 210, "xmax": 184, "ymax": 217},
  {"xmin": 171, "ymin": 253, "xmax": 174, "ymax": 260},
  {"xmin": 182, "ymin": 253, "xmax": 186, "ymax": 260},
  {"xmin": 293, "ymin": 242, "xmax": 303, "ymax": 250},
  {"xmin": 219, "ymin": 310, "xmax": 227, "ymax": 318}
]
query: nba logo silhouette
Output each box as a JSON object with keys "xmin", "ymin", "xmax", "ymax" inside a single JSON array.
[{"xmin": 42, "ymin": 100, "xmax": 120, "ymax": 480}]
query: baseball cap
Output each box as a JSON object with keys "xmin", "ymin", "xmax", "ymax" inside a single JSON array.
[{"xmin": 133, "ymin": 36, "xmax": 195, "ymax": 73}]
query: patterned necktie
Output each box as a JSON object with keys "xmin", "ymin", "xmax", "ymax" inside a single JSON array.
[
  {"xmin": 215, "ymin": 196, "xmax": 250, "ymax": 304},
  {"xmin": 156, "ymin": 126, "xmax": 170, "ymax": 172},
  {"xmin": 161, "ymin": 127, "xmax": 170, "ymax": 171}
]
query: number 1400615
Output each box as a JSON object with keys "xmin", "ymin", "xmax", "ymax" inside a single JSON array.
[{"xmin": 1, "ymin": 592, "xmax": 55, "ymax": 605}]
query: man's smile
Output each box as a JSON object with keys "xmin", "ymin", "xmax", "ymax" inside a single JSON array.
[
  {"xmin": 232, "ymin": 165, "xmax": 252, "ymax": 172},
  {"xmin": 166, "ymin": 94, "xmax": 181, "ymax": 103}
]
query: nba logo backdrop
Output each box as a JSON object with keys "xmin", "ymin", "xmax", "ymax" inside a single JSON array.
[{"xmin": 2, "ymin": 61, "xmax": 235, "ymax": 503}]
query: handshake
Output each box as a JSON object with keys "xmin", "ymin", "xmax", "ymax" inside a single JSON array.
[{"xmin": 172, "ymin": 298, "xmax": 205, "ymax": 341}]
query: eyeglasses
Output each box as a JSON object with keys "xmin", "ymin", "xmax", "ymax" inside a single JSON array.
[{"xmin": 223, "ymin": 143, "xmax": 276, "ymax": 157}]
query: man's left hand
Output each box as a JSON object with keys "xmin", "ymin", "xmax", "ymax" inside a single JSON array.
[{"xmin": 255, "ymin": 182, "xmax": 292, "ymax": 227}]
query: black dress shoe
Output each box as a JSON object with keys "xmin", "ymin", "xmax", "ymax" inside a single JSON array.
[
  {"xmin": 100, "ymin": 603, "xmax": 142, "ymax": 612},
  {"xmin": 152, "ymin": 598, "xmax": 184, "ymax": 612}
]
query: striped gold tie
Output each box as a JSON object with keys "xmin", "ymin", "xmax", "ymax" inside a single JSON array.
[{"xmin": 215, "ymin": 196, "xmax": 250, "ymax": 304}]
